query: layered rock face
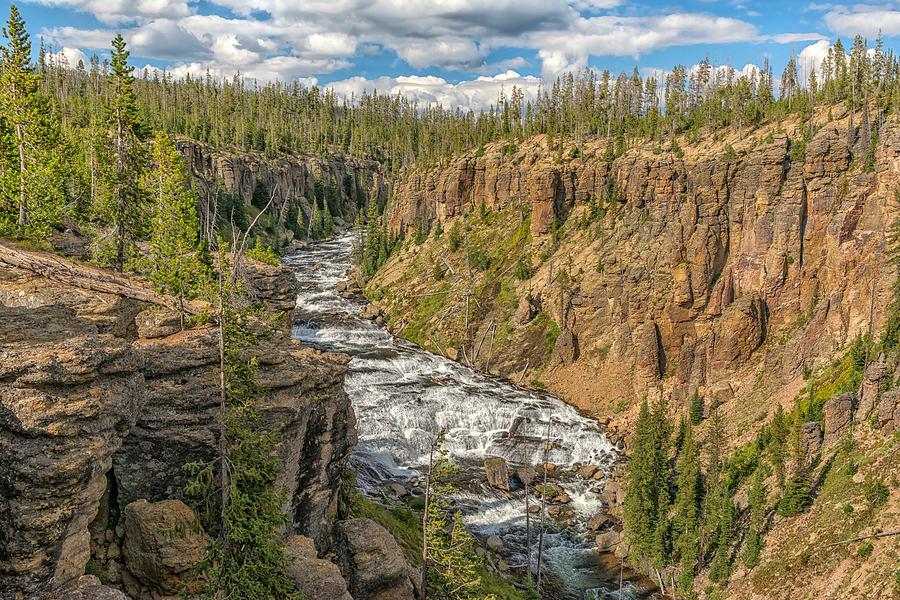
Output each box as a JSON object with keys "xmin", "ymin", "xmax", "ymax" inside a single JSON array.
[
  {"xmin": 0, "ymin": 254, "xmax": 356, "ymax": 599},
  {"xmin": 380, "ymin": 112, "xmax": 899, "ymax": 416},
  {"xmin": 179, "ymin": 140, "xmax": 389, "ymax": 230}
]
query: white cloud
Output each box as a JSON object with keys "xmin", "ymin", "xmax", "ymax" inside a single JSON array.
[
  {"xmin": 327, "ymin": 70, "xmax": 542, "ymax": 112},
  {"xmin": 46, "ymin": 46, "xmax": 88, "ymax": 68},
  {"xmin": 526, "ymin": 12, "xmax": 762, "ymax": 76},
  {"xmin": 33, "ymin": 0, "xmax": 192, "ymax": 24},
  {"xmin": 823, "ymin": 5, "xmax": 900, "ymax": 37}
]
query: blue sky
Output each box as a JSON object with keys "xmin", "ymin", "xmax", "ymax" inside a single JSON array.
[{"xmin": 8, "ymin": 0, "xmax": 900, "ymax": 110}]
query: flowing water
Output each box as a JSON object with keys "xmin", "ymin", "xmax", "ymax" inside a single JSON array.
[{"xmin": 286, "ymin": 233, "xmax": 650, "ymax": 599}]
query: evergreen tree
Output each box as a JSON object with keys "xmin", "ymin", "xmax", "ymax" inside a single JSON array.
[
  {"xmin": 185, "ymin": 261, "xmax": 297, "ymax": 599},
  {"xmin": 0, "ymin": 4, "xmax": 66, "ymax": 239},
  {"xmin": 624, "ymin": 398, "xmax": 673, "ymax": 574},
  {"xmin": 673, "ymin": 422, "xmax": 702, "ymax": 595},
  {"xmin": 423, "ymin": 436, "xmax": 496, "ymax": 599},
  {"xmin": 0, "ymin": 3, "xmax": 36, "ymax": 233},
  {"xmin": 768, "ymin": 405, "xmax": 790, "ymax": 488},
  {"xmin": 106, "ymin": 34, "xmax": 146, "ymax": 271},
  {"xmin": 251, "ymin": 178, "xmax": 269, "ymax": 210},
  {"xmin": 689, "ymin": 391, "xmax": 704, "ymax": 425},
  {"xmin": 145, "ymin": 131, "xmax": 208, "ymax": 318},
  {"xmin": 741, "ymin": 467, "xmax": 767, "ymax": 568}
]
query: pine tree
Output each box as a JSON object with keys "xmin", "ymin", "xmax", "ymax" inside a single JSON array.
[
  {"xmin": 741, "ymin": 467, "xmax": 767, "ymax": 568},
  {"xmin": 673, "ymin": 422, "xmax": 701, "ymax": 594},
  {"xmin": 0, "ymin": 3, "xmax": 35, "ymax": 233},
  {"xmin": 689, "ymin": 391, "xmax": 704, "ymax": 425},
  {"xmin": 624, "ymin": 397, "xmax": 673, "ymax": 576},
  {"xmin": 106, "ymin": 34, "xmax": 146, "ymax": 271},
  {"xmin": 145, "ymin": 131, "xmax": 208, "ymax": 319},
  {"xmin": 768, "ymin": 405, "xmax": 789, "ymax": 488},
  {"xmin": 251, "ymin": 179, "xmax": 269, "ymax": 210}
]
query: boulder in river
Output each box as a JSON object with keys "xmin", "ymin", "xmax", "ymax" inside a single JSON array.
[
  {"xmin": 576, "ymin": 464, "xmax": 599, "ymax": 479},
  {"xmin": 486, "ymin": 535, "xmax": 504, "ymax": 553},
  {"xmin": 484, "ymin": 457, "xmax": 511, "ymax": 491},
  {"xmin": 595, "ymin": 530, "xmax": 621, "ymax": 552}
]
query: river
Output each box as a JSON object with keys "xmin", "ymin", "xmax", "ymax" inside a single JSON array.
[{"xmin": 285, "ymin": 233, "xmax": 650, "ymax": 600}]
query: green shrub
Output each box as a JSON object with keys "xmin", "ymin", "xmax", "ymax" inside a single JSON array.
[
  {"xmin": 514, "ymin": 254, "xmax": 534, "ymax": 280},
  {"xmin": 776, "ymin": 476, "xmax": 812, "ymax": 516},
  {"xmin": 469, "ymin": 249, "xmax": 490, "ymax": 271},
  {"xmin": 857, "ymin": 542, "xmax": 874, "ymax": 558},
  {"xmin": 864, "ymin": 479, "xmax": 889, "ymax": 507},
  {"xmin": 448, "ymin": 221, "xmax": 463, "ymax": 251},
  {"xmin": 246, "ymin": 239, "xmax": 280, "ymax": 266}
]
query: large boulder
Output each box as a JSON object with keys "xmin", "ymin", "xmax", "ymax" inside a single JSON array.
[
  {"xmin": 484, "ymin": 457, "xmax": 511, "ymax": 492},
  {"xmin": 283, "ymin": 535, "xmax": 353, "ymax": 600},
  {"xmin": 121, "ymin": 499, "xmax": 207, "ymax": 597},
  {"xmin": 798, "ymin": 421, "xmax": 823, "ymax": 467},
  {"xmin": 823, "ymin": 393, "xmax": 857, "ymax": 445},
  {"xmin": 552, "ymin": 329, "xmax": 579, "ymax": 365},
  {"xmin": 335, "ymin": 518, "xmax": 418, "ymax": 600},
  {"xmin": 878, "ymin": 390, "xmax": 900, "ymax": 435}
]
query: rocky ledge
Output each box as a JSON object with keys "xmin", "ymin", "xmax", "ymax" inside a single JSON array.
[{"xmin": 0, "ymin": 248, "xmax": 357, "ymax": 599}]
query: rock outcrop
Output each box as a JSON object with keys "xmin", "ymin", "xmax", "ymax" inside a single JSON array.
[
  {"xmin": 0, "ymin": 252, "xmax": 356, "ymax": 599},
  {"xmin": 120, "ymin": 499, "xmax": 207, "ymax": 598},
  {"xmin": 374, "ymin": 114, "xmax": 899, "ymax": 420},
  {"xmin": 283, "ymin": 535, "xmax": 353, "ymax": 600},
  {"xmin": 178, "ymin": 140, "xmax": 388, "ymax": 240},
  {"xmin": 335, "ymin": 518, "xmax": 419, "ymax": 600}
]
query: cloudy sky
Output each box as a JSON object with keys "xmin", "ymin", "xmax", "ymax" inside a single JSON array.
[{"xmin": 12, "ymin": 0, "xmax": 900, "ymax": 110}]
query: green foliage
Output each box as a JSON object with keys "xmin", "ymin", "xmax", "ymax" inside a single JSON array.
[
  {"xmin": 689, "ymin": 391, "xmax": 704, "ymax": 425},
  {"xmin": 741, "ymin": 468, "xmax": 767, "ymax": 568},
  {"xmin": 144, "ymin": 131, "xmax": 209, "ymax": 309},
  {"xmin": 448, "ymin": 220, "xmax": 463, "ymax": 252},
  {"xmin": 468, "ymin": 248, "xmax": 490, "ymax": 271},
  {"xmin": 246, "ymin": 238, "xmax": 280, "ymax": 266},
  {"xmin": 360, "ymin": 200, "xmax": 391, "ymax": 277},
  {"xmin": 250, "ymin": 179, "xmax": 269, "ymax": 210},
  {"xmin": 776, "ymin": 476, "xmax": 812, "ymax": 516},
  {"xmin": 672, "ymin": 423, "xmax": 701, "ymax": 594},
  {"xmin": 184, "ymin": 260, "xmax": 298, "ymax": 600},
  {"xmin": 857, "ymin": 542, "xmax": 874, "ymax": 558},
  {"xmin": 514, "ymin": 253, "xmax": 534, "ymax": 280},
  {"xmin": 0, "ymin": 4, "xmax": 68, "ymax": 238},
  {"xmin": 424, "ymin": 436, "xmax": 497, "ymax": 600},
  {"xmin": 864, "ymin": 478, "xmax": 889, "ymax": 507},
  {"xmin": 623, "ymin": 398, "xmax": 673, "ymax": 569}
]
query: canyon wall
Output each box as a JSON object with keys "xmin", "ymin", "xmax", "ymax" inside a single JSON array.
[
  {"xmin": 178, "ymin": 140, "xmax": 389, "ymax": 234},
  {"xmin": 0, "ymin": 252, "xmax": 356, "ymax": 599},
  {"xmin": 376, "ymin": 109, "xmax": 898, "ymax": 421}
]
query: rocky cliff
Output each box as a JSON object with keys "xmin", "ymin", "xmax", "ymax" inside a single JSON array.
[
  {"xmin": 178, "ymin": 140, "xmax": 389, "ymax": 239},
  {"xmin": 0, "ymin": 249, "xmax": 356, "ymax": 599},
  {"xmin": 376, "ymin": 107, "xmax": 897, "ymax": 422},
  {"xmin": 366, "ymin": 107, "xmax": 900, "ymax": 599}
]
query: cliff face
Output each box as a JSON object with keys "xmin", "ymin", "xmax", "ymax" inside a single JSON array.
[
  {"xmin": 0, "ymin": 253, "xmax": 356, "ymax": 599},
  {"xmin": 368, "ymin": 108, "xmax": 900, "ymax": 599},
  {"xmin": 179, "ymin": 140, "xmax": 389, "ymax": 234},
  {"xmin": 377, "ymin": 109, "xmax": 898, "ymax": 420}
]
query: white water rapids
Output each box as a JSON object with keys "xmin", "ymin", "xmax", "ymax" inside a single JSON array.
[{"xmin": 286, "ymin": 233, "xmax": 647, "ymax": 599}]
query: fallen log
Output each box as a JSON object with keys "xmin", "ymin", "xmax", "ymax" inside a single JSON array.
[
  {"xmin": 823, "ymin": 529, "xmax": 900, "ymax": 548},
  {"xmin": 0, "ymin": 240, "xmax": 183, "ymax": 312}
]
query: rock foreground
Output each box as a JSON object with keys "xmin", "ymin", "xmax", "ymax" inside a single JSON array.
[{"xmin": 0, "ymin": 252, "xmax": 361, "ymax": 599}]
